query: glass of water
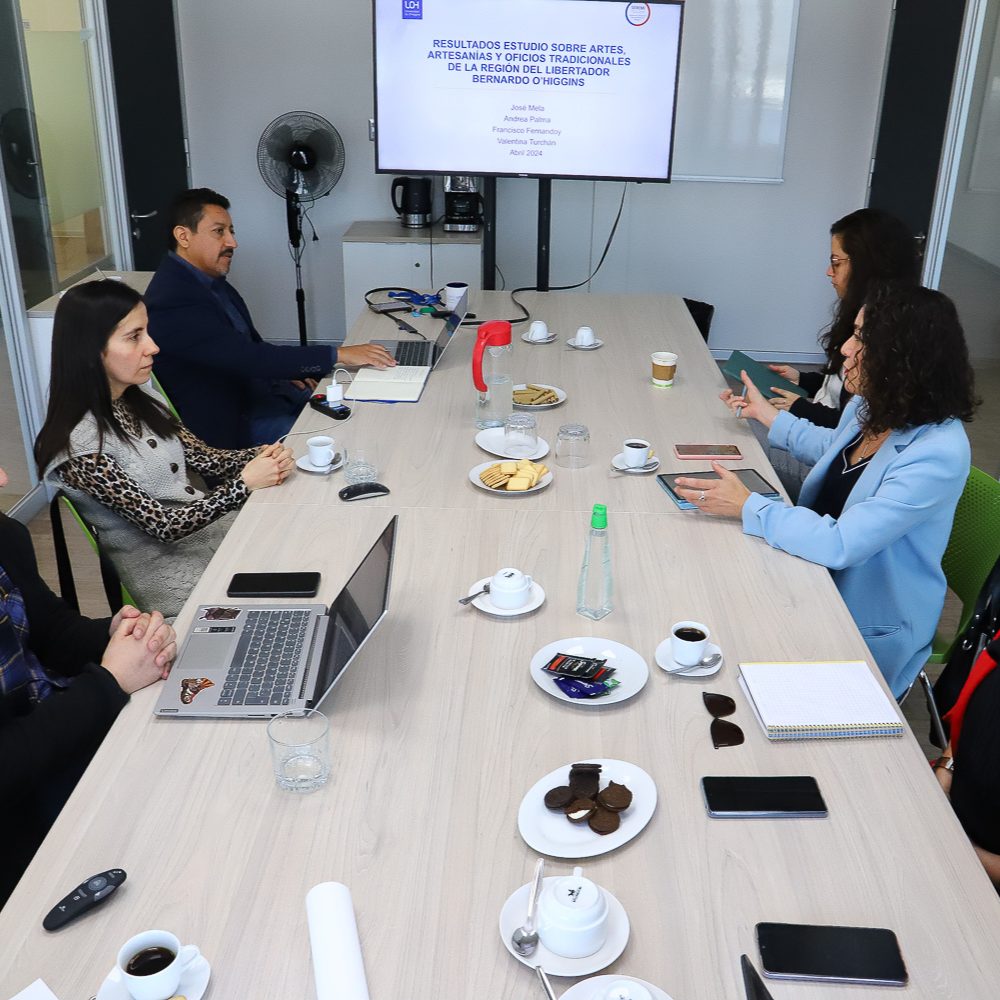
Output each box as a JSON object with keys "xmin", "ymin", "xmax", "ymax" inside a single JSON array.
[
  {"xmin": 555, "ymin": 423, "xmax": 590, "ymax": 469},
  {"xmin": 344, "ymin": 445, "xmax": 379, "ymax": 485},
  {"xmin": 267, "ymin": 709, "xmax": 330, "ymax": 792}
]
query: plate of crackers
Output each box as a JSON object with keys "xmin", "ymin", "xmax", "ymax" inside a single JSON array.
[
  {"xmin": 470, "ymin": 459, "xmax": 552, "ymax": 494},
  {"xmin": 513, "ymin": 383, "xmax": 567, "ymax": 409}
]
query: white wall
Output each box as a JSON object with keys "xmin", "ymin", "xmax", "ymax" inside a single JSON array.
[{"xmin": 175, "ymin": 0, "xmax": 892, "ymax": 356}]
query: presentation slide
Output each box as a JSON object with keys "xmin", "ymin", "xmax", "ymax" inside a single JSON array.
[{"xmin": 374, "ymin": 0, "xmax": 683, "ymax": 180}]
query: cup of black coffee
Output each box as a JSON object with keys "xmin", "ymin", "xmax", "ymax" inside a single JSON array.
[
  {"xmin": 117, "ymin": 929, "xmax": 200, "ymax": 1000},
  {"xmin": 670, "ymin": 620, "xmax": 710, "ymax": 666}
]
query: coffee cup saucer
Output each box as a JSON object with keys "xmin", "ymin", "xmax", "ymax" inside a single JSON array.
[
  {"xmin": 521, "ymin": 331, "xmax": 557, "ymax": 345},
  {"xmin": 567, "ymin": 337, "xmax": 604, "ymax": 351},
  {"xmin": 560, "ymin": 975, "xmax": 675, "ymax": 1000},
  {"xmin": 499, "ymin": 877, "xmax": 629, "ymax": 976},
  {"xmin": 610, "ymin": 453, "xmax": 660, "ymax": 474},
  {"xmin": 96, "ymin": 954, "xmax": 211, "ymax": 1000},
  {"xmin": 654, "ymin": 639, "xmax": 723, "ymax": 677},
  {"xmin": 296, "ymin": 453, "xmax": 344, "ymax": 475},
  {"xmin": 467, "ymin": 577, "xmax": 545, "ymax": 616}
]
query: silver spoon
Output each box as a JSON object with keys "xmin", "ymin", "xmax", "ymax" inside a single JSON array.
[
  {"xmin": 512, "ymin": 858, "xmax": 545, "ymax": 956},
  {"xmin": 535, "ymin": 966, "xmax": 558, "ymax": 1000},
  {"xmin": 458, "ymin": 581, "xmax": 490, "ymax": 606},
  {"xmin": 668, "ymin": 651, "xmax": 723, "ymax": 674}
]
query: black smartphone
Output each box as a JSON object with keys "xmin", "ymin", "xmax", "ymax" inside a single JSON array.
[
  {"xmin": 309, "ymin": 395, "xmax": 352, "ymax": 420},
  {"xmin": 226, "ymin": 572, "xmax": 321, "ymax": 598},
  {"xmin": 701, "ymin": 776, "xmax": 827, "ymax": 818},
  {"xmin": 757, "ymin": 922, "xmax": 908, "ymax": 986}
]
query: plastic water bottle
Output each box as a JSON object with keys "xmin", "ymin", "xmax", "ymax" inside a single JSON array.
[{"xmin": 577, "ymin": 503, "xmax": 612, "ymax": 620}]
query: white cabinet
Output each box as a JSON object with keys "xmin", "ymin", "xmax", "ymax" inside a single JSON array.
[{"xmin": 342, "ymin": 221, "xmax": 482, "ymax": 331}]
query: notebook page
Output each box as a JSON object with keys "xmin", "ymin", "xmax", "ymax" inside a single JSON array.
[{"xmin": 738, "ymin": 660, "xmax": 902, "ymax": 730}]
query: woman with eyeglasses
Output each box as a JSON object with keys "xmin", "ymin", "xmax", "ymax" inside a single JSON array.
[
  {"xmin": 35, "ymin": 280, "xmax": 295, "ymax": 619},
  {"xmin": 676, "ymin": 283, "xmax": 977, "ymax": 699},
  {"xmin": 765, "ymin": 208, "xmax": 919, "ymax": 427}
]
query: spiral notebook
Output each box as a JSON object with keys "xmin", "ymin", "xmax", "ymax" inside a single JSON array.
[{"xmin": 738, "ymin": 660, "xmax": 904, "ymax": 741}]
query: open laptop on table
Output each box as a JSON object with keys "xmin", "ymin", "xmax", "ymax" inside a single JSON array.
[
  {"xmin": 154, "ymin": 516, "xmax": 397, "ymax": 719},
  {"xmin": 345, "ymin": 290, "xmax": 468, "ymax": 402}
]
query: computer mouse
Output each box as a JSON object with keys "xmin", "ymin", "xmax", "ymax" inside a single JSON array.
[{"xmin": 338, "ymin": 481, "xmax": 391, "ymax": 502}]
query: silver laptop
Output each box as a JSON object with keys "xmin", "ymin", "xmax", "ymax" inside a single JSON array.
[
  {"xmin": 373, "ymin": 289, "xmax": 467, "ymax": 368},
  {"xmin": 154, "ymin": 516, "xmax": 397, "ymax": 719}
]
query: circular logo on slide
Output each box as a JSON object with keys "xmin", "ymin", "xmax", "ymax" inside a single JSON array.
[{"xmin": 625, "ymin": 2, "xmax": 651, "ymax": 26}]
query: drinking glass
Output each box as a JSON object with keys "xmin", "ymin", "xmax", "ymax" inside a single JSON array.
[
  {"xmin": 344, "ymin": 445, "xmax": 379, "ymax": 485},
  {"xmin": 267, "ymin": 709, "xmax": 331, "ymax": 792},
  {"xmin": 504, "ymin": 413, "xmax": 538, "ymax": 457},
  {"xmin": 556, "ymin": 423, "xmax": 590, "ymax": 469}
]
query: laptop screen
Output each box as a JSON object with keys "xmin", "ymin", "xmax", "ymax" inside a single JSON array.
[
  {"xmin": 431, "ymin": 289, "xmax": 468, "ymax": 367},
  {"xmin": 311, "ymin": 515, "xmax": 397, "ymax": 708}
]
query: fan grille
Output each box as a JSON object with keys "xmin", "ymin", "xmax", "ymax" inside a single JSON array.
[{"xmin": 257, "ymin": 111, "xmax": 344, "ymax": 200}]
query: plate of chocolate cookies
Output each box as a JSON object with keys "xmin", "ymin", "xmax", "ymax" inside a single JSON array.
[{"xmin": 517, "ymin": 759, "xmax": 657, "ymax": 858}]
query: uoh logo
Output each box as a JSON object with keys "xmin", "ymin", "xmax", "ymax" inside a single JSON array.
[{"xmin": 402, "ymin": 0, "xmax": 422, "ymax": 19}]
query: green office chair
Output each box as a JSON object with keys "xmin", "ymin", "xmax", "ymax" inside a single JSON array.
[
  {"xmin": 902, "ymin": 466, "xmax": 1000, "ymax": 746},
  {"xmin": 50, "ymin": 492, "xmax": 135, "ymax": 614},
  {"xmin": 150, "ymin": 371, "xmax": 180, "ymax": 420}
]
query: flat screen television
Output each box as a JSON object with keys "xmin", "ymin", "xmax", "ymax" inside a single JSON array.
[{"xmin": 373, "ymin": 0, "xmax": 684, "ymax": 182}]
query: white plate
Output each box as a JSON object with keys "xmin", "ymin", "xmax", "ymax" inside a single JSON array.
[
  {"xmin": 654, "ymin": 639, "xmax": 723, "ymax": 678},
  {"xmin": 474, "ymin": 427, "xmax": 550, "ymax": 461},
  {"xmin": 499, "ymin": 877, "xmax": 629, "ymax": 977},
  {"xmin": 560, "ymin": 974, "xmax": 675, "ymax": 1000},
  {"xmin": 517, "ymin": 758, "xmax": 657, "ymax": 859},
  {"xmin": 610, "ymin": 453, "xmax": 661, "ymax": 475},
  {"xmin": 567, "ymin": 338, "xmax": 604, "ymax": 351},
  {"xmin": 530, "ymin": 637, "xmax": 648, "ymax": 707},
  {"xmin": 521, "ymin": 331, "xmax": 558, "ymax": 345},
  {"xmin": 296, "ymin": 452, "xmax": 344, "ymax": 475},
  {"xmin": 97, "ymin": 955, "xmax": 211, "ymax": 1000},
  {"xmin": 513, "ymin": 383, "xmax": 568, "ymax": 410},
  {"xmin": 469, "ymin": 461, "xmax": 553, "ymax": 495},
  {"xmin": 467, "ymin": 577, "xmax": 545, "ymax": 616}
]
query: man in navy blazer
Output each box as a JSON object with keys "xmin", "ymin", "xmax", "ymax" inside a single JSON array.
[{"xmin": 145, "ymin": 188, "xmax": 395, "ymax": 448}]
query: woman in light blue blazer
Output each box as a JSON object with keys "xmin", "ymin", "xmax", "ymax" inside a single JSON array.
[{"xmin": 676, "ymin": 284, "xmax": 978, "ymax": 697}]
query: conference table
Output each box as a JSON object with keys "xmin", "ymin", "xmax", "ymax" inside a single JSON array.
[{"xmin": 2, "ymin": 292, "xmax": 998, "ymax": 1000}]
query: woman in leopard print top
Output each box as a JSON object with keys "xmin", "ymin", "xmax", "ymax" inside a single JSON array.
[{"xmin": 35, "ymin": 281, "xmax": 295, "ymax": 617}]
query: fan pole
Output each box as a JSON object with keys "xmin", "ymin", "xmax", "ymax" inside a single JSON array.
[{"xmin": 286, "ymin": 189, "xmax": 309, "ymax": 345}]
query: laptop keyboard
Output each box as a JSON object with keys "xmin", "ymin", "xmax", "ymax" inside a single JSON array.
[
  {"xmin": 394, "ymin": 340, "xmax": 432, "ymax": 366},
  {"xmin": 217, "ymin": 609, "xmax": 312, "ymax": 707}
]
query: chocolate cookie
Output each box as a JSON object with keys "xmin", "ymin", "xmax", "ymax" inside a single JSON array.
[
  {"xmin": 596, "ymin": 780, "xmax": 633, "ymax": 812},
  {"xmin": 544, "ymin": 785, "xmax": 574, "ymax": 810},
  {"xmin": 588, "ymin": 806, "xmax": 621, "ymax": 835},
  {"xmin": 564, "ymin": 797, "xmax": 597, "ymax": 823},
  {"xmin": 569, "ymin": 762, "xmax": 602, "ymax": 799}
]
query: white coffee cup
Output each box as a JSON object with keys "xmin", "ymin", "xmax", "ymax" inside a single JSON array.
[
  {"xmin": 443, "ymin": 281, "xmax": 468, "ymax": 311},
  {"xmin": 651, "ymin": 351, "xmax": 678, "ymax": 387},
  {"xmin": 117, "ymin": 930, "xmax": 200, "ymax": 1000},
  {"xmin": 307, "ymin": 435, "xmax": 335, "ymax": 469},
  {"xmin": 528, "ymin": 319, "xmax": 549, "ymax": 342},
  {"xmin": 623, "ymin": 438, "xmax": 653, "ymax": 468},
  {"xmin": 574, "ymin": 325, "xmax": 596, "ymax": 347},
  {"xmin": 536, "ymin": 866, "xmax": 610, "ymax": 959},
  {"xmin": 670, "ymin": 620, "xmax": 710, "ymax": 667},
  {"xmin": 490, "ymin": 567, "xmax": 534, "ymax": 610}
]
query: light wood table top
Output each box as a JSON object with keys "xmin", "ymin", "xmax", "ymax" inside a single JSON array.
[{"xmin": 2, "ymin": 293, "xmax": 998, "ymax": 1000}]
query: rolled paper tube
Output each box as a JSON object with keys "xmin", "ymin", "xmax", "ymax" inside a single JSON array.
[{"xmin": 306, "ymin": 882, "xmax": 370, "ymax": 1000}]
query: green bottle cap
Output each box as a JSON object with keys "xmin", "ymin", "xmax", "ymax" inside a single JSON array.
[{"xmin": 591, "ymin": 503, "xmax": 608, "ymax": 529}]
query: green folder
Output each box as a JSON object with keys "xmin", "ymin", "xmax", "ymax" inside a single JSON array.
[{"xmin": 721, "ymin": 350, "xmax": 809, "ymax": 398}]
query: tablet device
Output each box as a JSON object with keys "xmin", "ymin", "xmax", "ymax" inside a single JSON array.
[
  {"xmin": 227, "ymin": 572, "xmax": 321, "ymax": 598},
  {"xmin": 657, "ymin": 469, "xmax": 781, "ymax": 510},
  {"xmin": 722, "ymin": 351, "xmax": 809, "ymax": 398},
  {"xmin": 701, "ymin": 776, "xmax": 827, "ymax": 818},
  {"xmin": 756, "ymin": 922, "xmax": 908, "ymax": 987}
]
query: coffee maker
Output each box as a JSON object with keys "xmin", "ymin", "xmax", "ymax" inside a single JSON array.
[
  {"xmin": 443, "ymin": 175, "xmax": 483, "ymax": 233},
  {"xmin": 391, "ymin": 176, "xmax": 432, "ymax": 228}
]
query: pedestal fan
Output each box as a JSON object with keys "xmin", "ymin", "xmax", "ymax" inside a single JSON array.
[{"xmin": 256, "ymin": 111, "xmax": 345, "ymax": 345}]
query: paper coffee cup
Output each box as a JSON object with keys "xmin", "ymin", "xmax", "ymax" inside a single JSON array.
[
  {"xmin": 651, "ymin": 351, "xmax": 677, "ymax": 386},
  {"xmin": 443, "ymin": 282, "xmax": 468, "ymax": 311}
]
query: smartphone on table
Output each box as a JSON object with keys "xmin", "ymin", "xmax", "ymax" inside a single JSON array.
[
  {"xmin": 227, "ymin": 572, "xmax": 321, "ymax": 598},
  {"xmin": 673, "ymin": 443, "xmax": 744, "ymax": 461},
  {"xmin": 701, "ymin": 776, "xmax": 827, "ymax": 818}
]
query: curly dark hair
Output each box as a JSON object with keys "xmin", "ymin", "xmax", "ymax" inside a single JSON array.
[
  {"xmin": 853, "ymin": 283, "xmax": 978, "ymax": 434},
  {"xmin": 820, "ymin": 209, "xmax": 920, "ymax": 375}
]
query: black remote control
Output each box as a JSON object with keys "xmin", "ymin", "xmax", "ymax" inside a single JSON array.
[{"xmin": 42, "ymin": 868, "xmax": 126, "ymax": 930}]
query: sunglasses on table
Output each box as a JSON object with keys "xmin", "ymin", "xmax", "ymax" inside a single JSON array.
[{"xmin": 703, "ymin": 692, "xmax": 745, "ymax": 749}]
